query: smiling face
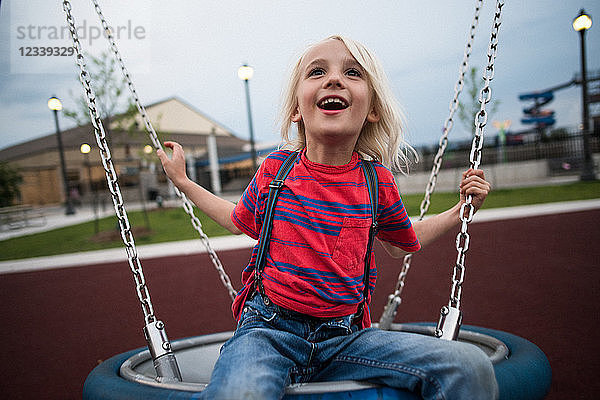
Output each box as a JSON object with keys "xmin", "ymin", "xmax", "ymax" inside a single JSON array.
[{"xmin": 292, "ymin": 38, "xmax": 379, "ymax": 150}]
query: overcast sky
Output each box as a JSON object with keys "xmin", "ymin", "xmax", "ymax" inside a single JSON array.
[{"xmin": 1, "ymin": 1, "xmax": 599, "ymax": 151}]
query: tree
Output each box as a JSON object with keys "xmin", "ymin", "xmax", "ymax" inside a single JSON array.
[
  {"xmin": 0, "ymin": 162, "xmax": 23, "ymax": 207},
  {"xmin": 63, "ymin": 51, "xmax": 156, "ymax": 229},
  {"xmin": 457, "ymin": 67, "xmax": 500, "ymax": 138},
  {"xmin": 64, "ymin": 50, "xmax": 167, "ymax": 144},
  {"xmin": 64, "ymin": 51, "xmax": 133, "ymax": 128}
]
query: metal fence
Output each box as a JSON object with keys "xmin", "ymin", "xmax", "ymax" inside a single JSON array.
[{"xmin": 413, "ymin": 134, "xmax": 600, "ymax": 175}]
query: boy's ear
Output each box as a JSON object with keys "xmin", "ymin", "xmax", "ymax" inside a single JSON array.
[
  {"xmin": 366, "ymin": 107, "xmax": 380, "ymax": 123},
  {"xmin": 291, "ymin": 107, "xmax": 302, "ymax": 123}
]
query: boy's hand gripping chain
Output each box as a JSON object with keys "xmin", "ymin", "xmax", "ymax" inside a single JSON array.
[
  {"xmin": 435, "ymin": 0, "xmax": 504, "ymax": 340},
  {"xmin": 379, "ymin": 0, "xmax": 484, "ymax": 330},
  {"xmin": 62, "ymin": 0, "xmax": 181, "ymax": 381}
]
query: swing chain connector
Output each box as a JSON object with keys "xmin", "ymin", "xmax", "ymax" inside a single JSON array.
[
  {"xmin": 378, "ymin": 0, "xmax": 484, "ymax": 329},
  {"xmin": 144, "ymin": 320, "xmax": 182, "ymax": 382},
  {"xmin": 379, "ymin": 293, "xmax": 402, "ymax": 330},
  {"xmin": 435, "ymin": 305, "xmax": 463, "ymax": 340}
]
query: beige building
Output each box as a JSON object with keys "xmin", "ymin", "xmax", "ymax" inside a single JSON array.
[{"xmin": 0, "ymin": 97, "xmax": 251, "ymax": 206}]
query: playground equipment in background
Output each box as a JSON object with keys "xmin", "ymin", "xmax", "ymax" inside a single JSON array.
[{"xmin": 519, "ymin": 69, "xmax": 600, "ymax": 133}]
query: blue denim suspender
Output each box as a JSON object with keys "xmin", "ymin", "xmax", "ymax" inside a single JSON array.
[
  {"xmin": 254, "ymin": 151, "xmax": 300, "ymax": 298},
  {"xmin": 355, "ymin": 159, "xmax": 378, "ymax": 319},
  {"xmin": 253, "ymin": 152, "xmax": 379, "ymax": 317}
]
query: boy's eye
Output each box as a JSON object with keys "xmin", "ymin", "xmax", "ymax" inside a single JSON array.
[
  {"xmin": 308, "ymin": 67, "xmax": 325, "ymax": 77},
  {"xmin": 346, "ymin": 68, "xmax": 362, "ymax": 77}
]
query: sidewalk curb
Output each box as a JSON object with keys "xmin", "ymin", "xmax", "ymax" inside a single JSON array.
[
  {"xmin": 1, "ymin": 199, "xmax": 599, "ymax": 275},
  {"xmin": 0, "ymin": 235, "xmax": 256, "ymax": 275}
]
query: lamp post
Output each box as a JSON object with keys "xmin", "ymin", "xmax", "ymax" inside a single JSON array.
[
  {"xmin": 573, "ymin": 9, "xmax": 596, "ymax": 181},
  {"xmin": 48, "ymin": 96, "xmax": 75, "ymax": 215},
  {"xmin": 138, "ymin": 145, "xmax": 151, "ymax": 228},
  {"xmin": 80, "ymin": 143, "xmax": 92, "ymax": 198},
  {"xmin": 238, "ymin": 64, "xmax": 258, "ymax": 172},
  {"xmin": 80, "ymin": 143, "xmax": 99, "ymax": 233}
]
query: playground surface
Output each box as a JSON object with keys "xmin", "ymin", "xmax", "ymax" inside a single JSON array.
[{"xmin": 0, "ymin": 202, "xmax": 598, "ymax": 399}]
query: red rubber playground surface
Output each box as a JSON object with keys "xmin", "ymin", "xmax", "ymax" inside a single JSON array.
[{"xmin": 1, "ymin": 208, "xmax": 599, "ymax": 399}]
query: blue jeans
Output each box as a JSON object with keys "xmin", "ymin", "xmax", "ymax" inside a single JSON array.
[{"xmin": 201, "ymin": 293, "xmax": 498, "ymax": 400}]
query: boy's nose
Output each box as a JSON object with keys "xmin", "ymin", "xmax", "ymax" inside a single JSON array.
[{"xmin": 323, "ymin": 73, "xmax": 344, "ymax": 89}]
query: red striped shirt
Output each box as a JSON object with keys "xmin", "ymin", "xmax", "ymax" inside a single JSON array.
[{"xmin": 231, "ymin": 149, "xmax": 420, "ymax": 328}]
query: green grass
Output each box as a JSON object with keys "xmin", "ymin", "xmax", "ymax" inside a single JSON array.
[
  {"xmin": 0, "ymin": 207, "xmax": 228, "ymax": 261},
  {"xmin": 401, "ymin": 180, "xmax": 600, "ymax": 216},
  {"xmin": 1, "ymin": 181, "xmax": 599, "ymax": 261}
]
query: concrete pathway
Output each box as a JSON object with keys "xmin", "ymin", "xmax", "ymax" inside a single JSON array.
[
  {"xmin": 1, "ymin": 198, "xmax": 599, "ymax": 274},
  {"xmin": 0, "ymin": 193, "xmax": 242, "ymax": 241}
]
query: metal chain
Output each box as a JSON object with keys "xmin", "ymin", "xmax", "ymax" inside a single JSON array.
[
  {"xmin": 435, "ymin": 0, "xmax": 504, "ymax": 340},
  {"xmin": 62, "ymin": 0, "xmax": 156, "ymax": 325},
  {"xmin": 379, "ymin": 0, "xmax": 484, "ymax": 330},
  {"xmin": 89, "ymin": 0, "xmax": 237, "ymax": 301},
  {"xmin": 449, "ymin": 0, "xmax": 503, "ymax": 308}
]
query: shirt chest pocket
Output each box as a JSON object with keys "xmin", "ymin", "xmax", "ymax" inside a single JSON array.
[{"xmin": 332, "ymin": 217, "xmax": 372, "ymax": 272}]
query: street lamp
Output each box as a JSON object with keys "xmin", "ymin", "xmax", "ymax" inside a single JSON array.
[
  {"xmin": 79, "ymin": 143, "xmax": 92, "ymax": 199},
  {"xmin": 238, "ymin": 64, "xmax": 258, "ymax": 172},
  {"xmin": 80, "ymin": 143, "xmax": 99, "ymax": 233},
  {"xmin": 573, "ymin": 9, "xmax": 596, "ymax": 181},
  {"xmin": 48, "ymin": 96, "xmax": 76, "ymax": 215}
]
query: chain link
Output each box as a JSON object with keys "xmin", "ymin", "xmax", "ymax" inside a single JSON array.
[
  {"xmin": 62, "ymin": 0, "xmax": 156, "ymax": 325},
  {"xmin": 379, "ymin": 0, "xmax": 484, "ymax": 330},
  {"xmin": 446, "ymin": 0, "xmax": 504, "ymax": 311},
  {"xmin": 89, "ymin": 0, "xmax": 237, "ymax": 301}
]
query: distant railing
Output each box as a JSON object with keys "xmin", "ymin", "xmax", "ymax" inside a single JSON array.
[{"xmin": 413, "ymin": 134, "xmax": 599, "ymax": 174}]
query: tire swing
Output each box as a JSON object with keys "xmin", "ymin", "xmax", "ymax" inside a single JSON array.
[{"xmin": 63, "ymin": 1, "xmax": 551, "ymax": 399}]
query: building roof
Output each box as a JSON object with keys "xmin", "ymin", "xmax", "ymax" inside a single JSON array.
[
  {"xmin": 121, "ymin": 96, "xmax": 236, "ymax": 136},
  {"xmin": 0, "ymin": 97, "xmax": 248, "ymax": 162}
]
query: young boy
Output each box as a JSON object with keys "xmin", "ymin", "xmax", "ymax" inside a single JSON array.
[{"xmin": 158, "ymin": 36, "xmax": 497, "ymax": 400}]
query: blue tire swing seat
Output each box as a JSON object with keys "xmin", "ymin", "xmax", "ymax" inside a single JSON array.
[
  {"xmin": 83, "ymin": 324, "xmax": 551, "ymax": 400},
  {"xmin": 62, "ymin": 0, "xmax": 551, "ymax": 398}
]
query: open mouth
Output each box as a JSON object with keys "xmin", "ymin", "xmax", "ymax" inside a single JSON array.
[{"xmin": 317, "ymin": 96, "xmax": 349, "ymax": 111}]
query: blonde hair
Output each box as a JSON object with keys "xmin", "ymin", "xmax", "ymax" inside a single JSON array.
[{"xmin": 279, "ymin": 35, "xmax": 415, "ymax": 173}]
